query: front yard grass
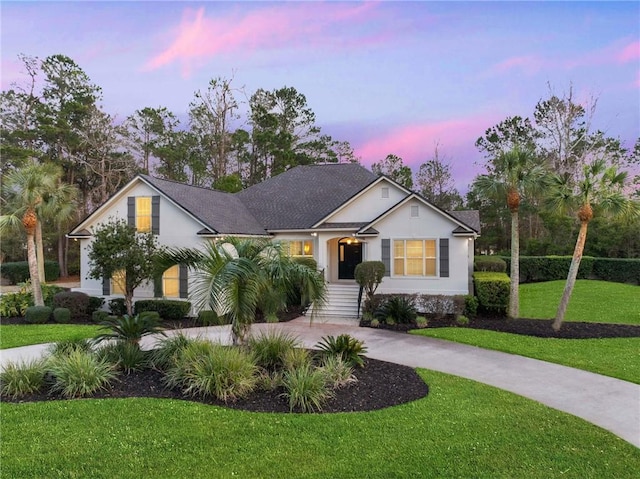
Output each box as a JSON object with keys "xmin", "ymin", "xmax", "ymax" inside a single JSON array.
[
  {"xmin": 0, "ymin": 325, "xmax": 102, "ymax": 350},
  {"xmin": 2, "ymin": 369, "xmax": 638, "ymax": 478},
  {"xmin": 412, "ymin": 329, "xmax": 640, "ymax": 383},
  {"xmin": 520, "ymin": 280, "xmax": 640, "ymax": 324}
]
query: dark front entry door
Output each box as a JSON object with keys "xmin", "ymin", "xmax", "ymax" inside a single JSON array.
[{"xmin": 338, "ymin": 241, "xmax": 362, "ymax": 280}]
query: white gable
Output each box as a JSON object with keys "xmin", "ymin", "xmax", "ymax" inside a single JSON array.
[{"xmin": 320, "ymin": 178, "xmax": 407, "ymax": 224}]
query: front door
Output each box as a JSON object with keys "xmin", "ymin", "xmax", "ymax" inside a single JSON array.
[{"xmin": 338, "ymin": 241, "xmax": 362, "ymax": 280}]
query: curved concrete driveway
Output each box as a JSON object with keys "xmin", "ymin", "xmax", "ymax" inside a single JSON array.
[{"xmin": 2, "ymin": 318, "xmax": 638, "ymax": 448}]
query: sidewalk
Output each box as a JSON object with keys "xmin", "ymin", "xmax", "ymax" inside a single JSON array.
[{"xmin": 2, "ymin": 318, "xmax": 639, "ymax": 448}]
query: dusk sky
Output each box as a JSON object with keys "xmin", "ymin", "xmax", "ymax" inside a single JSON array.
[{"xmin": 2, "ymin": 1, "xmax": 639, "ymax": 192}]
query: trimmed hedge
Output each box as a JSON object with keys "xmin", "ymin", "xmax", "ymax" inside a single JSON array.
[
  {"xmin": 134, "ymin": 299, "xmax": 191, "ymax": 320},
  {"xmin": 92, "ymin": 310, "xmax": 110, "ymax": 323},
  {"xmin": 197, "ymin": 310, "xmax": 229, "ymax": 326},
  {"xmin": 592, "ymin": 258, "xmax": 640, "ymax": 285},
  {"xmin": 499, "ymin": 255, "xmax": 639, "ymax": 284},
  {"xmin": 0, "ymin": 261, "xmax": 60, "ymax": 284},
  {"xmin": 108, "ymin": 298, "xmax": 127, "ymax": 316},
  {"xmin": 474, "ymin": 256, "xmax": 507, "ymax": 273},
  {"xmin": 25, "ymin": 306, "xmax": 52, "ymax": 324},
  {"xmin": 473, "ymin": 272, "xmax": 510, "ymax": 316},
  {"xmin": 53, "ymin": 291, "xmax": 90, "ymax": 319},
  {"xmin": 52, "ymin": 307, "xmax": 71, "ymax": 324}
]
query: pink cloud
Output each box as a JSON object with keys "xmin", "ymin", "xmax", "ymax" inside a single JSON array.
[
  {"xmin": 492, "ymin": 55, "xmax": 546, "ymax": 75},
  {"xmin": 616, "ymin": 40, "xmax": 640, "ymax": 63},
  {"xmin": 144, "ymin": 3, "xmax": 382, "ymax": 78}
]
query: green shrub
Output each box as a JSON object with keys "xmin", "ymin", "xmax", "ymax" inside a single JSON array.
[
  {"xmin": 134, "ymin": 299, "xmax": 191, "ymax": 320},
  {"xmin": 149, "ymin": 333, "xmax": 195, "ymax": 371},
  {"xmin": 96, "ymin": 342, "xmax": 149, "ymax": 374},
  {"xmin": 374, "ymin": 296, "xmax": 417, "ymax": 324},
  {"xmin": 196, "ymin": 310, "xmax": 228, "ymax": 326},
  {"xmin": 0, "ymin": 261, "xmax": 60, "ymax": 284},
  {"xmin": 592, "ymin": 258, "xmax": 640, "ymax": 285},
  {"xmin": 139, "ymin": 311, "xmax": 161, "ymax": 323},
  {"xmin": 464, "ymin": 295, "xmax": 479, "ymax": 319},
  {"xmin": 456, "ymin": 315, "xmax": 470, "ymax": 326},
  {"xmin": 292, "ymin": 256, "xmax": 318, "ymax": 271},
  {"xmin": 53, "ymin": 291, "xmax": 90, "ymax": 319},
  {"xmin": 417, "ymin": 295, "xmax": 464, "ymax": 318},
  {"xmin": 87, "ymin": 296, "xmax": 105, "ymax": 314},
  {"xmin": 108, "ymin": 298, "xmax": 127, "ymax": 316},
  {"xmin": 92, "ymin": 310, "xmax": 110, "ymax": 323},
  {"xmin": 415, "ymin": 316, "xmax": 428, "ymax": 328},
  {"xmin": 52, "ymin": 307, "xmax": 71, "ymax": 324},
  {"xmin": 48, "ymin": 338, "xmax": 92, "ymax": 357},
  {"xmin": 316, "ymin": 334, "xmax": 367, "ymax": 368},
  {"xmin": 248, "ymin": 330, "xmax": 300, "ymax": 370},
  {"xmin": 354, "ymin": 261, "xmax": 386, "ymax": 310},
  {"xmin": 282, "ymin": 364, "xmax": 334, "ymax": 413},
  {"xmin": 0, "ymin": 359, "xmax": 47, "ymax": 398},
  {"xmin": 165, "ymin": 342, "xmax": 258, "ymax": 402},
  {"xmin": 93, "ymin": 314, "xmax": 165, "ymax": 346},
  {"xmin": 474, "ymin": 256, "xmax": 507, "ymax": 273},
  {"xmin": 47, "ymin": 350, "xmax": 116, "ymax": 398},
  {"xmin": 370, "ymin": 318, "xmax": 380, "ymax": 328},
  {"xmin": 473, "ymin": 272, "xmax": 510, "ymax": 315},
  {"xmin": 25, "ymin": 306, "xmax": 52, "ymax": 324},
  {"xmin": 319, "ymin": 355, "xmax": 357, "ymax": 389},
  {"xmin": 0, "ymin": 290, "xmax": 31, "ymax": 317}
]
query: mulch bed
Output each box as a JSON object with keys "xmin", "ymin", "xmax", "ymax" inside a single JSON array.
[
  {"xmin": 0, "ymin": 358, "xmax": 429, "ymax": 413},
  {"xmin": 362, "ymin": 315, "xmax": 640, "ymax": 339}
]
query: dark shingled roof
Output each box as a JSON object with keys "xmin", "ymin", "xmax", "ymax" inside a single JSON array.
[
  {"xmin": 236, "ymin": 164, "xmax": 378, "ymax": 229},
  {"xmin": 141, "ymin": 175, "xmax": 268, "ymax": 236},
  {"xmin": 447, "ymin": 210, "xmax": 481, "ymax": 234}
]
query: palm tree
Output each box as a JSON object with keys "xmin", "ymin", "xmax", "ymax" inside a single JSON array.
[
  {"xmin": 548, "ymin": 159, "xmax": 639, "ymax": 331},
  {"xmin": 0, "ymin": 163, "xmax": 65, "ymax": 305},
  {"xmin": 473, "ymin": 146, "xmax": 547, "ymax": 318},
  {"xmin": 163, "ymin": 237, "xmax": 326, "ymax": 344}
]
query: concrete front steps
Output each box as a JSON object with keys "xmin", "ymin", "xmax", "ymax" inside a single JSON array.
[{"xmin": 310, "ymin": 283, "xmax": 362, "ymax": 324}]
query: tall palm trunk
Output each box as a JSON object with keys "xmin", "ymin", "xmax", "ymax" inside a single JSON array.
[
  {"xmin": 23, "ymin": 209, "xmax": 44, "ymax": 306},
  {"xmin": 509, "ymin": 210, "xmax": 519, "ymax": 318},
  {"xmin": 36, "ymin": 221, "xmax": 46, "ymax": 284},
  {"xmin": 553, "ymin": 219, "xmax": 589, "ymax": 331}
]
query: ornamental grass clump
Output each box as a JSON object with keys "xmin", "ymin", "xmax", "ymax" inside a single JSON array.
[
  {"xmin": 281, "ymin": 364, "xmax": 334, "ymax": 413},
  {"xmin": 149, "ymin": 333, "xmax": 195, "ymax": 371},
  {"xmin": 248, "ymin": 330, "xmax": 300, "ymax": 370},
  {"xmin": 0, "ymin": 359, "xmax": 47, "ymax": 399},
  {"xmin": 282, "ymin": 347, "xmax": 311, "ymax": 372},
  {"xmin": 165, "ymin": 341, "xmax": 258, "ymax": 402},
  {"xmin": 48, "ymin": 338, "xmax": 93, "ymax": 357},
  {"xmin": 47, "ymin": 350, "xmax": 116, "ymax": 398},
  {"xmin": 319, "ymin": 355, "xmax": 357, "ymax": 389}
]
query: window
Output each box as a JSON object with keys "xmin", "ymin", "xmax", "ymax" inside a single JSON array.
[
  {"xmin": 410, "ymin": 205, "xmax": 419, "ymax": 217},
  {"xmin": 162, "ymin": 265, "xmax": 180, "ymax": 298},
  {"xmin": 111, "ymin": 270, "xmax": 126, "ymax": 295},
  {"xmin": 381, "ymin": 187, "xmax": 389, "ymax": 199},
  {"xmin": 393, "ymin": 239, "xmax": 437, "ymax": 276},
  {"xmin": 283, "ymin": 240, "xmax": 314, "ymax": 257},
  {"xmin": 136, "ymin": 197, "xmax": 152, "ymax": 232}
]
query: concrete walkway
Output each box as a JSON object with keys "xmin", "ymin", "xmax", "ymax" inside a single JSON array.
[{"xmin": 2, "ymin": 317, "xmax": 639, "ymax": 448}]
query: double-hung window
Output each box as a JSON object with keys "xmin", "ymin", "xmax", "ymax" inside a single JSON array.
[
  {"xmin": 162, "ymin": 265, "xmax": 180, "ymax": 298},
  {"xmin": 283, "ymin": 240, "xmax": 314, "ymax": 257},
  {"xmin": 393, "ymin": 239, "xmax": 437, "ymax": 276},
  {"xmin": 135, "ymin": 197, "xmax": 152, "ymax": 233}
]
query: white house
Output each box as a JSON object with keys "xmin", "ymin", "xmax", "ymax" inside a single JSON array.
[{"xmin": 68, "ymin": 164, "xmax": 480, "ymax": 317}]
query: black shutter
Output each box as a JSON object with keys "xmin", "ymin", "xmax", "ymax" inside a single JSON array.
[
  {"xmin": 439, "ymin": 238, "xmax": 449, "ymax": 278},
  {"xmin": 152, "ymin": 196, "xmax": 160, "ymax": 234},
  {"xmin": 127, "ymin": 197, "xmax": 135, "ymax": 228},
  {"xmin": 102, "ymin": 276, "xmax": 110, "ymax": 295},
  {"xmin": 381, "ymin": 239, "xmax": 391, "ymax": 277},
  {"xmin": 153, "ymin": 274, "xmax": 163, "ymax": 298},
  {"xmin": 179, "ymin": 265, "xmax": 188, "ymax": 299}
]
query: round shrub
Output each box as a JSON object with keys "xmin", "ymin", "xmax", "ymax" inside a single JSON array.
[
  {"xmin": 52, "ymin": 307, "xmax": 71, "ymax": 323},
  {"xmin": 25, "ymin": 306, "xmax": 52, "ymax": 324}
]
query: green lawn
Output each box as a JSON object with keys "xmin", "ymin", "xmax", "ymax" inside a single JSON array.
[
  {"xmin": 0, "ymin": 325, "xmax": 102, "ymax": 350},
  {"xmin": 2, "ymin": 369, "xmax": 638, "ymax": 478},
  {"xmin": 520, "ymin": 280, "xmax": 640, "ymax": 324},
  {"xmin": 412, "ymin": 329, "xmax": 640, "ymax": 383}
]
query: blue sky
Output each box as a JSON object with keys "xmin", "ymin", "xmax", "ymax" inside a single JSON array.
[{"xmin": 2, "ymin": 1, "xmax": 638, "ymax": 192}]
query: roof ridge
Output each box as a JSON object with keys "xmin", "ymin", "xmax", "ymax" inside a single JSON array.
[{"xmin": 141, "ymin": 174, "xmax": 231, "ymax": 195}]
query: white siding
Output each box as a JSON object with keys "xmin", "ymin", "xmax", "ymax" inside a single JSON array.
[{"xmin": 323, "ymin": 179, "xmax": 406, "ymax": 224}]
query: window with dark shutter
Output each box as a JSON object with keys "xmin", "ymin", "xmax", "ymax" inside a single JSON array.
[
  {"xmin": 381, "ymin": 239, "xmax": 390, "ymax": 277},
  {"xmin": 439, "ymin": 238, "xmax": 449, "ymax": 278}
]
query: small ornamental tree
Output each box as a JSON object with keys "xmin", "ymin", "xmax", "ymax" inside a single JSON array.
[
  {"xmin": 87, "ymin": 218, "xmax": 162, "ymax": 316},
  {"xmin": 354, "ymin": 261, "xmax": 386, "ymax": 310}
]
